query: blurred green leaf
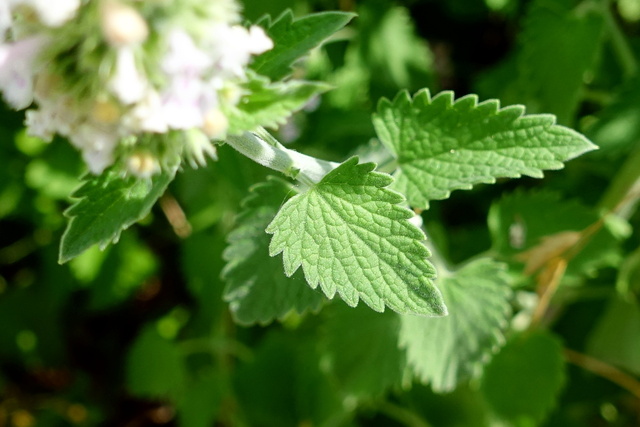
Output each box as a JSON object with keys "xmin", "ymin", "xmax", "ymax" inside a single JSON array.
[
  {"xmin": 480, "ymin": 330, "xmax": 566, "ymax": 424},
  {"xmin": 400, "ymin": 259, "xmax": 512, "ymax": 392},
  {"xmin": 322, "ymin": 303, "xmax": 405, "ymax": 398}
]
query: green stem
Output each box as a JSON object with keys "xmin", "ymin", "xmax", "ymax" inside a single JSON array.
[
  {"xmin": 602, "ymin": 0, "xmax": 638, "ymax": 79},
  {"xmin": 376, "ymin": 401, "xmax": 433, "ymax": 427},
  {"xmin": 598, "ymin": 143, "xmax": 640, "ymax": 219},
  {"xmin": 225, "ymin": 131, "xmax": 339, "ymax": 183}
]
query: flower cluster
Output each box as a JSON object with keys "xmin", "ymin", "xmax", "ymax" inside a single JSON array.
[{"xmin": 0, "ymin": 0, "xmax": 273, "ymax": 176}]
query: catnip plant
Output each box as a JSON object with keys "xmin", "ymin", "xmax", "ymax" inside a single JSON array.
[{"xmin": 4, "ymin": 0, "xmax": 636, "ymax": 425}]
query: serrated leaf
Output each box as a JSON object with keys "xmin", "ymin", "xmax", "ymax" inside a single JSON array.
[
  {"xmin": 59, "ymin": 167, "xmax": 177, "ymax": 264},
  {"xmin": 488, "ymin": 190, "xmax": 621, "ymax": 278},
  {"xmin": 322, "ymin": 303, "xmax": 405, "ymax": 398},
  {"xmin": 399, "ymin": 259, "xmax": 512, "ymax": 392},
  {"xmin": 480, "ymin": 331, "xmax": 566, "ymax": 423},
  {"xmin": 252, "ymin": 10, "xmax": 356, "ymax": 80},
  {"xmin": 517, "ymin": 0, "xmax": 604, "ymax": 124},
  {"xmin": 222, "ymin": 178, "xmax": 326, "ymax": 325},
  {"xmin": 266, "ymin": 157, "xmax": 446, "ymax": 316},
  {"xmin": 225, "ymin": 74, "xmax": 330, "ymax": 134},
  {"xmin": 372, "ymin": 90, "xmax": 597, "ymax": 208}
]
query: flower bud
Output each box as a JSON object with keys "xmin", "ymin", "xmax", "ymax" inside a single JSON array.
[
  {"xmin": 202, "ymin": 108, "xmax": 228, "ymax": 139},
  {"xmin": 100, "ymin": 1, "xmax": 148, "ymax": 47},
  {"xmin": 126, "ymin": 151, "xmax": 160, "ymax": 178}
]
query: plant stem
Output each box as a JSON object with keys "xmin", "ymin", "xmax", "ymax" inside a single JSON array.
[
  {"xmin": 598, "ymin": 143, "xmax": 640, "ymax": 219},
  {"xmin": 602, "ymin": 0, "xmax": 638, "ymax": 79},
  {"xmin": 376, "ymin": 401, "xmax": 433, "ymax": 427},
  {"xmin": 564, "ymin": 348, "xmax": 640, "ymax": 400},
  {"xmin": 225, "ymin": 131, "xmax": 339, "ymax": 183}
]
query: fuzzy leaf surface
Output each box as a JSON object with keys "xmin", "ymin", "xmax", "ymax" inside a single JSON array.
[
  {"xmin": 266, "ymin": 157, "xmax": 446, "ymax": 316},
  {"xmin": 372, "ymin": 90, "xmax": 597, "ymax": 208},
  {"xmin": 225, "ymin": 74, "xmax": 330, "ymax": 134},
  {"xmin": 400, "ymin": 259, "xmax": 511, "ymax": 392},
  {"xmin": 480, "ymin": 331, "xmax": 566, "ymax": 423},
  {"xmin": 222, "ymin": 178, "xmax": 326, "ymax": 325},
  {"xmin": 59, "ymin": 167, "xmax": 177, "ymax": 263},
  {"xmin": 252, "ymin": 11, "xmax": 356, "ymax": 80}
]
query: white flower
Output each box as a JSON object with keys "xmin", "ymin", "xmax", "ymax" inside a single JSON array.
[
  {"xmin": 0, "ymin": 35, "xmax": 48, "ymax": 109},
  {"xmin": 124, "ymin": 90, "xmax": 168, "ymax": 133},
  {"xmin": 70, "ymin": 123, "xmax": 120, "ymax": 174},
  {"xmin": 162, "ymin": 30, "xmax": 211, "ymax": 76},
  {"xmin": 0, "ymin": 2, "xmax": 11, "ymax": 38},
  {"xmin": 207, "ymin": 25, "xmax": 273, "ymax": 77},
  {"xmin": 109, "ymin": 46, "xmax": 147, "ymax": 104},
  {"xmin": 22, "ymin": 0, "xmax": 81, "ymax": 27}
]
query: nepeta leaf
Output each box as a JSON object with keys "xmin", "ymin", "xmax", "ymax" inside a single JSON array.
[
  {"xmin": 59, "ymin": 167, "xmax": 177, "ymax": 264},
  {"xmin": 372, "ymin": 90, "xmax": 597, "ymax": 208},
  {"xmin": 322, "ymin": 303, "xmax": 405, "ymax": 398},
  {"xmin": 225, "ymin": 74, "xmax": 330, "ymax": 134},
  {"xmin": 400, "ymin": 259, "xmax": 512, "ymax": 392},
  {"xmin": 480, "ymin": 331, "xmax": 566, "ymax": 423},
  {"xmin": 222, "ymin": 178, "xmax": 326, "ymax": 325},
  {"xmin": 518, "ymin": 0, "xmax": 604, "ymax": 124},
  {"xmin": 252, "ymin": 10, "xmax": 356, "ymax": 80},
  {"xmin": 266, "ymin": 157, "xmax": 446, "ymax": 316}
]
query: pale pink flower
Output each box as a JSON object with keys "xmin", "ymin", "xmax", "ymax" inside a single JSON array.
[{"xmin": 0, "ymin": 35, "xmax": 48, "ymax": 109}]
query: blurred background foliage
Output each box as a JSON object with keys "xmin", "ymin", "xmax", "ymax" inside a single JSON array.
[{"xmin": 3, "ymin": 0, "xmax": 640, "ymax": 426}]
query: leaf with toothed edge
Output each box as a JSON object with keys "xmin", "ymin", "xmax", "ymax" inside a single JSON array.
[
  {"xmin": 252, "ymin": 10, "xmax": 356, "ymax": 80},
  {"xmin": 222, "ymin": 178, "xmax": 327, "ymax": 325},
  {"xmin": 59, "ymin": 166, "xmax": 178, "ymax": 264},
  {"xmin": 266, "ymin": 157, "xmax": 446, "ymax": 316},
  {"xmin": 224, "ymin": 73, "xmax": 330, "ymax": 135},
  {"xmin": 372, "ymin": 89, "xmax": 597, "ymax": 208}
]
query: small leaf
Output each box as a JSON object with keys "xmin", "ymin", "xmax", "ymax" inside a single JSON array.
[
  {"xmin": 400, "ymin": 259, "xmax": 512, "ymax": 392},
  {"xmin": 372, "ymin": 90, "xmax": 597, "ymax": 208},
  {"xmin": 480, "ymin": 330, "xmax": 566, "ymax": 423},
  {"xmin": 126, "ymin": 326, "xmax": 186, "ymax": 399},
  {"xmin": 59, "ymin": 166, "xmax": 177, "ymax": 263},
  {"xmin": 322, "ymin": 303, "xmax": 405, "ymax": 398},
  {"xmin": 587, "ymin": 296, "xmax": 640, "ymax": 376},
  {"xmin": 266, "ymin": 157, "xmax": 446, "ymax": 316},
  {"xmin": 222, "ymin": 178, "xmax": 326, "ymax": 325},
  {"xmin": 252, "ymin": 10, "xmax": 356, "ymax": 80},
  {"xmin": 225, "ymin": 74, "xmax": 330, "ymax": 134}
]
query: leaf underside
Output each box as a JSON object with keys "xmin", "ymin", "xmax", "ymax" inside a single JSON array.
[
  {"xmin": 266, "ymin": 157, "xmax": 446, "ymax": 316},
  {"xmin": 372, "ymin": 89, "xmax": 597, "ymax": 208}
]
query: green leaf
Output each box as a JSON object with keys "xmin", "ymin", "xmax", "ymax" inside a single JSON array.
[
  {"xmin": 372, "ymin": 90, "xmax": 597, "ymax": 208},
  {"xmin": 488, "ymin": 190, "xmax": 621, "ymax": 278},
  {"xmin": 225, "ymin": 74, "xmax": 330, "ymax": 134},
  {"xmin": 480, "ymin": 330, "xmax": 566, "ymax": 424},
  {"xmin": 222, "ymin": 178, "xmax": 326, "ymax": 325},
  {"xmin": 266, "ymin": 157, "xmax": 446, "ymax": 316},
  {"xmin": 399, "ymin": 259, "xmax": 512, "ymax": 392},
  {"xmin": 321, "ymin": 303, "xmax": 405, "ymax": 398},
  {"xmin": 517, "ymin": 0, "xmax": 604, "ymax": 125},
  {"xmin": 252, "ymin": 10, "xmax": 356, "ymax": 80},
  {"xmin": 59, "ymin": 167, "xmax": 177, "ymax": 263},
  {"xmin": 126, "ymin": 326, "xmax": 186, "ymax": 399},
  {"xmin": 587, "ymin": 296, "xmax": 640, "ymax": 376}
]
